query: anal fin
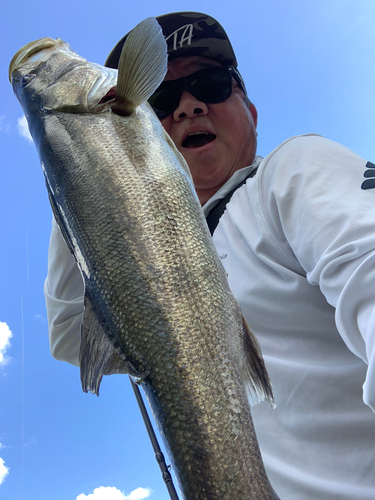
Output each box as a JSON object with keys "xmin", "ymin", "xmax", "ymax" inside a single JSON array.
[{"xmin": 79, "ymin": 295, "xmax": 146, "ymax": 395}]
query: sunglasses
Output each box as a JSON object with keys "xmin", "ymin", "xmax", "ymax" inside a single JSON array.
[{"xmin": 148, "ymin": 65, "xmax": 246, "ymax": 119}]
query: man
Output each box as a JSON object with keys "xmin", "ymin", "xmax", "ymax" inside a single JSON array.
[{"xmin": 44, "ymin": 12, "xmax": 375, "ymax": 499}]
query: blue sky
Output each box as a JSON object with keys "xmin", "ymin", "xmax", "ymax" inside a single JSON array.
[{"xmin": 1, "ymin": 0, "xmax": 375, "ymax": 499}]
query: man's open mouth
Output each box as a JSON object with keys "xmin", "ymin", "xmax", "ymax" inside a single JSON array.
[{"xmin": 182, "ymin": 132, "xmax": 216, "ymax": 149}]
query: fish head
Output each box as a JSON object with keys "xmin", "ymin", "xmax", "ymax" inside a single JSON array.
[{"xmin": 9, "ymin": 38, "xmax": 118, "ymax": 134}]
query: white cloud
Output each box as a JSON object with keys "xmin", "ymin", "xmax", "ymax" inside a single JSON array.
[
  {"xmin": 17, "ymin": 115, "xmax": 33, "ymax": 143},
  {"xmin": 125, "ymin": 488, "xmax": 152, "ymax": 500},
  {"xmin": 76, "ymin": 486, "xmax": 152, "ymax": 500},
  {"xmin": 0, "ymin": 322, "xmax": 12, "ymax": 366},
  {"xmin": 0, "ymin": 457, "xmax": 9, "ymax": 485}
]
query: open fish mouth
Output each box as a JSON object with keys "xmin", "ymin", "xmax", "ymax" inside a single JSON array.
[
  {"xmin": 9, "ymin": 38, "xmax": 62, "ymax": 81},
  {"xmin": 182, "ymin": 132, "xmax": 216, "ymax": 149}
]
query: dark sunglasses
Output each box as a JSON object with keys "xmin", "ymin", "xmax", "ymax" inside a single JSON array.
[{"xmin": 148, "ymin": 65, "xmax": 246, "ymax": 119}]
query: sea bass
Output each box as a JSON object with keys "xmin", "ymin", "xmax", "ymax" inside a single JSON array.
[{"xmin": 9, "ymin": 18, "xmax": 279, "ymax": 500}]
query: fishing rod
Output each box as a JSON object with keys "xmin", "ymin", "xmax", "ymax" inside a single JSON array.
[{"xmin": 130, "ymin": 378, "xmax": 180, "ymax": 500}]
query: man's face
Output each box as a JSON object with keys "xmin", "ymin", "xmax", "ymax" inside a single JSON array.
[{"xmin": 159, "ymin": 56, "xmax": 258, "ymax": 205}]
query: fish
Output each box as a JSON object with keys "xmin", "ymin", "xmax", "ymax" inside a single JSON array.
[{"xmin": 9, "ymin": 17, "xmax": 280, "ymax": 500}]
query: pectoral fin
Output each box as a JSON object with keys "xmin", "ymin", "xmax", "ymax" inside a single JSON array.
[{"xmin": 112, "ymin": 17, "xmax": 167, "ymax": 115}]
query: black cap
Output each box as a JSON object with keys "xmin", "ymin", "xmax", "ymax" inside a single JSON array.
[{"xmin": 105, "ymin": 12, "xmax": 238, "ymax": 69}]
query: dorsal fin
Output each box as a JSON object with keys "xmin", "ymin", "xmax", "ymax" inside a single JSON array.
[
  {"xmin": 112, "ymin": 17, "xmax": 167, "ymax": 116},
  {"xmin": 241, "ymin": 314, "xmax": 276, "ymax": 408}
]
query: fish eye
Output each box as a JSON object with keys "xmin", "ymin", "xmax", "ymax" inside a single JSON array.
[{"xmin": 22, "ymin": 73, "xmax": 36, "ymax": 86}]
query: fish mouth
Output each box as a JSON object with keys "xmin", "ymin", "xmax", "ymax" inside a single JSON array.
[
  {"xmin": 182, "ymin": 132, "xmax": 216, "ymax": 149},
  {"xmin": 9, "ymin": 37, "xmax": 62, "ymax": 82}
]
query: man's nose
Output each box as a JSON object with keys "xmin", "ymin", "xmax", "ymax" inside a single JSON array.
[{"xmin": 173, "ymin": 91, "xmax": 209, "ymax": 121}]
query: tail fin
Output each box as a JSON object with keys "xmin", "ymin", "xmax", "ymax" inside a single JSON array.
[{"xmin": 113, "ymin": 17, "xmax": 167, "ymax": 115}]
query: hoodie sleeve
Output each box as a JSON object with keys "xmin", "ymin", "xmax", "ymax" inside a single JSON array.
[
  {"xmin": 257, "ymin": 134, "xmax": 375, "ymax": 411},
  {"xmin": 44, "ymin": 216, "xmax": 84, "ymax": 367}
]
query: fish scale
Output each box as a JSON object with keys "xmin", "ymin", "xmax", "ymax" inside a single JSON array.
[{"xmin": 9, "ymin": 17, "xmax": 280, "ymax": 500}]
